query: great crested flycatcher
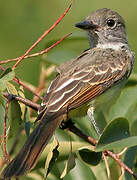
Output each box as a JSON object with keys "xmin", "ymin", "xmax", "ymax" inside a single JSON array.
[{"xmin": 2, "ymin": 8, "xmax": 134, "ymax": 179}]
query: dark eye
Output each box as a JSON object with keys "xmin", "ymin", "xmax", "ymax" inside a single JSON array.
[{"xmin": 107, "ymin": 19, "xmax": 115, "ymax": 27}]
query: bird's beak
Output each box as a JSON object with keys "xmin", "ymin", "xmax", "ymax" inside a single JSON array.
[{"xmin": 75, "ymin": 20, "xmax": 97, "ymax": 30}]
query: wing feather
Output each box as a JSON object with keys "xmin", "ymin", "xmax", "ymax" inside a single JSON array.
[{"xmin": 38, "ymin": 48, "xmax": 130, "ymax": 115}]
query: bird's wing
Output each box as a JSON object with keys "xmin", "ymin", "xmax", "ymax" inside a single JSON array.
[{"xmin": 39, "ymin": 48, "xmax": 129, "ymax": 115}]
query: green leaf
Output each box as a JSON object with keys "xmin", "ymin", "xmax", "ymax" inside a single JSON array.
[
  {"xmin": 0, "ymin": 99, "xmax": 5, "ymax": 135},
  {"xmin": 0, "ymin": 80, "xmax": 7, "ymax": 92},
  {"xmin": 24, "ymin": 108, "xmax": 31, "ymax": 136},
  {"xmin": 6, "ymin": 82, "xmax": 18, "ymax": 95},
  {"xmin": 0, "ymin": 69, "xmax": 4, "ymax": 77},
  {"xmin": 0, "ymin": 68, "xmax": 15, "ymax": 92},
  {"xmin": 0, "ymin": 94, "xmax": 6, "ymax": 137},
  {"xmin": 60, "ymin": 151, "xmax": 76, "ymax": 178},
  {"xmin": 96, "ymin": 136, "xmax": 137, "ymax": 152},
  {"xmin": 0, "ymin": 92, "xmax": 6, "ymax": 107},
  {"xmin": 8, "ymin": 100, "xmax": 22, "ymax": 139},
  {"xmin": 0, "ymin": 68, "xmax": 15, "ymax": 81},
  {"xmin": 126, "ymin": 73, "xmax": 137, "ymax": 87},
  {"xmin": 98, "ymin": 117, "xmax": 130, "ymax": 144},
  {"xmin": 131, "ymin": 119, "xmax": 137, "ymax": 136},
  {"xmin": 96, "ymin": 118, "xmax": 130, "ymax": 151},
  {"xmin": 44, "ymin": 136, "xmax": 59, "ymax": 178},
  {"xmin": 18, "ymin": 86, "xmax": 26, "ymax": 120},
  {"xmin": 109, "ymin": 86, "xmax": 137, "ymax": 122},
  {"xmin": 77, "ymin": 146, "xmax": 102, "ymax": 166},
  {"xmin": 0, "ymin": 68, "xmax": 12, "ymax": 79},
  {"xmin": 124, "ymin": 146, "xmax": 137, "ymax": 180},
  {"xmin": 76, "ymin": 160, "xmax": 98, "ymax": 180}
]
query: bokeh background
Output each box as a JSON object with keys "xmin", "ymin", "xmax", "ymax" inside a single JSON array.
[{"xmin": 0, "ymin": 1, "xmax": 137, "ymax": 180}]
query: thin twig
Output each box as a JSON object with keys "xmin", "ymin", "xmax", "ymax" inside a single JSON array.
[
  {"xmin": 0, "ymin": 34, "xmax": 72, "ymax": 98},
  {"xmin": 103, "ymin": 153, "xmax": 110, "ymax": 179},
  {"xmin": 0, "ymin": 65, "xmax": 42, "ymax": 99},
  {"xmin": 12, "ymin": 3, "xmax": 72, "ymax": 70},
  {"xmin": 13, "ymin": 77, "xmax": 43, "ymax": 100},
  {"xmin": 66, "ymin": 121, "xmax": 137, "ymax": 179},
  {"xmin": 119, "ymin": 168, "xmax": 125, "ymax": 180},
  {"xmin": 117, "ymin": 147, "xmax": 127, "ymax": 157},
  {"xmin": 106, "ymin": 150, "xmax": 136, "ymax": 178},
  {"xmin": 66, "ymin": 120, "xmax": 97, "ymax": 145},
  {"xmin": 0, "ymin": 33, "xmax": 71, "ymax": 65},
  {"xmin": 2, "ymin": 92, "xmax": 40, "ymax": 111}
]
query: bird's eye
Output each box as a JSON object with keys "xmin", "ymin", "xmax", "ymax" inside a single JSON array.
[{"xmin": 107, "ymin": 19, "xmax": 115, "ymax": 27}]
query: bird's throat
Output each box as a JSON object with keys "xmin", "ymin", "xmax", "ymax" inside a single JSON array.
[{"xmin": 96, "ymin": 42, "xmax": 128, "ymax": 50}]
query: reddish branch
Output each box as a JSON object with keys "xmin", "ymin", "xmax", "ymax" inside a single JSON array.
[
  {"xmin": 0, "ymin": 65, "xmax": 42, "ymax": 99},
  {"xmin": 106, "ymin": 150, "xmax": 136, "ymax": 178},
  {"xmin": 2, "ymin": 92, "xmax": 40, "ymax": 111},
  {"xmin": 0, "ymin": 33, "xmax": 71, "ymax": 65},
  {"xmin": 67, "ymin": 122, "xmax": 137, "ymax": 179},
  {"xmin": 14, "ymin": 77, "xmax": 42, "ymax": 99},
  {"xmin": 12, "ymin": 3, "xmax": 72, "ymax": 70},
  {"xmin": 0, "ymin": 34, "xmax": 71, "ymax": 98},
  {"xmin": 0, "ymin": 33, "xmax": 71, "ymax": 99},
  {"xmin": 0, "ymin": 2, "xmax": 72, "ymax": 98}
]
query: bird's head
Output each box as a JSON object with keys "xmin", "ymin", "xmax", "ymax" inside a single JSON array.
[{"xmin": 75, "ymin": 8, "xmax": 128, "ymax": 48}]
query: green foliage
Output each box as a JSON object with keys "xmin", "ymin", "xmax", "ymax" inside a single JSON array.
[
  {"xmin": 0, "ymin": 94, "xmax": 6, "ymax": 135},
  {"xmin": 0, "ymin": 68, "xmax": 15, "ymax": 92},
  {"xmin": 8, "ymin": 100, "xmax": 22, "ymax": 139},
  {"xmin": 24, "ymin": 108, "xmax": 31, "ymax": 137},
  {"xmin": 77, "ymin": 146, "xmax": 102, "ymax": 166},
  {"xmin": 45, "ymin": 137, "xmax": 59, "ymax": 178},
  {"xmin": 60, "ymin": 151, "xmax": 76, "ymax": 179},
  {"xmin": 96, "ymin": 118, "xmax": 137, "ymax": 151}
]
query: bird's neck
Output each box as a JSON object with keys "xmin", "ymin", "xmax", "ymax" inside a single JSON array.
[
  {"xmin": 96, "ymin": 42, "xmax": 129, "ymax": 50},
  {"xmin": 87, "ymin": 31, "xmax": 129, "ymax": 50}
]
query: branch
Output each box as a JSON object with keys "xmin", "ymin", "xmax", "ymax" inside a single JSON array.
[
  {"xmin": 66, "ymin": 120, "xmax": 137, "ymax": 179},
  {"xmin": 0, "ymin": 33, "xmax": 72, "ymax": 99},
  {"xmin": 12, "ymin": 3, "xmax": 72, "ymax": 70},
  {"xmin": 2, "ymin": 92, "xmax": 40, "ymax": 111},
  {"xmin": 0, "ymin": 33, "xmax": 71, "ymax": 65},
  {"xmin": 0, "ymin": 65, "xmax": 42, "ymax": 99}
]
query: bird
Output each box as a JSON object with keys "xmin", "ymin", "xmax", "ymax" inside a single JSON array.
[{"xmin": 1, "ymin": 8, "xmax": 134, "ymax": 179}]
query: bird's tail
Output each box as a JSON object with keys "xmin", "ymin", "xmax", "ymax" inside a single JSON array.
[{"xmin": 1, "ymin": 114, "xmax": 62, "ymax": 179}]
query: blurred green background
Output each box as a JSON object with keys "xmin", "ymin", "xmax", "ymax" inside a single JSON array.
[
  {"xmin": 0, "ymin": 1, "xmax": 137, "ymax": 179},
  {"xmin": 0, "ymin": 0, "xmax": 137, "ymax": 92}
]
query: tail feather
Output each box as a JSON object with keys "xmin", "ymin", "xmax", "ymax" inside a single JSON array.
[{"xmin": 1, "ymin": 115, "xmax": 62, "ymax": 179}]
